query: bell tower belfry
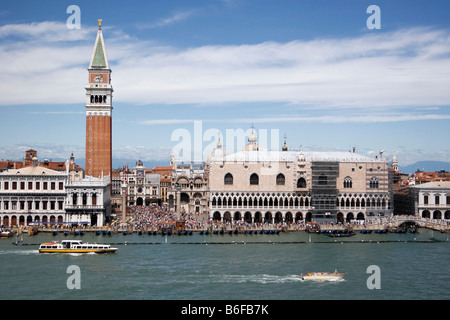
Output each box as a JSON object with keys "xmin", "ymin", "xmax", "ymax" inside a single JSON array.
[{"xmin": 85, "ymin": 19, "xmax": 113, "ymax": 178}]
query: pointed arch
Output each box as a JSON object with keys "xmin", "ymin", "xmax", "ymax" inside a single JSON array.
[
  {"xmin": 250, "ymin": 173, "xmax": 259, "ymax": 185},
  {"xmin": 276, "ymin": 173, "xmax": 285, "ymax": 186},
  {"xmin": 297, "ymin": 177, "xmax": 306, "ymax": 188},
  {"xmin": 224, "ymin": 173, "xmax": 233, "ymax": 185}
]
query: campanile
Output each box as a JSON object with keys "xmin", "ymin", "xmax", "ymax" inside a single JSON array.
[{"xmin": 85, "ymin": 19, "xmax": 113, "ymax": 178}]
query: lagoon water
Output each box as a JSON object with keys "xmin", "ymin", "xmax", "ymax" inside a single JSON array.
[{"xmin": 1, "ymin": 229, "xmax": 449, "ymax": 300}]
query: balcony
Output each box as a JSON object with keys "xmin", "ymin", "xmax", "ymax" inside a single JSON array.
[{"xmin": 65, "ymin": 204, "xmax": 104, "ymax": 210}]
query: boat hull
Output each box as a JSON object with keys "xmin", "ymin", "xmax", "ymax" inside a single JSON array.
[
  {"xmin": 302, "ymin": 272, "xmax": 346, "ymax": 281},
  {"xmin": 39, "ymin": 248, "xmax": 117, "ymax": 254},
  {"xmin": 38, "ymin": 240, "xmax": 118, "ymax": 254}
]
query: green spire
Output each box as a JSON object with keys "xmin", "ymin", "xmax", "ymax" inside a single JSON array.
[
  {"xmin": 91, "ymin": 37, "xmax": 107, "ymax": 67},
  {"xmin": 89, "ymin": 21, "xmax": 109, "ymax": 69}
]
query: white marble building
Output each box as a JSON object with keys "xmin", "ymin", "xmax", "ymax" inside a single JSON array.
[
  {"xmin": 410, "ymin": 181, "xmax": 450, "ymax": 219},
  {"xmin": 0, "ymin": 158, "xmax": 111, "ymax": 227},
  {"xmin": 207, "ymin": 132, "xmax": 393, "ymax": 224}
]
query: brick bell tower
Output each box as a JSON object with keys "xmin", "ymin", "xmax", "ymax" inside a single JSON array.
[{"xmin": 85, "ymin": 19, "xmax": 113, "ymax": 178}]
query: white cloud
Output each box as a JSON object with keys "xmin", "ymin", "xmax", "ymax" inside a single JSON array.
[
  {"xmin": 228, "ymin": 113, "xmax": 450, "ymax": 124},
  {"xmin": 113, "ymin": 145, "xmax": 172, "ymax": 161},
  {"xmin": 0, "ymin": 144, "xmax": 83, "ymax": 162},
  {"xmin": 0, "ymin": 21, "xmax": 94, "ymax": 42},
  {"xmin": 0, "ymin": 22, "xmax": 449, "ymax": 115},
  {"xmin": 135, "ymin": 9, "xmax": 198, "ymax": 29}
]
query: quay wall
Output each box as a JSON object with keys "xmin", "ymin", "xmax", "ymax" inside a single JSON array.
[{"xmin": 17, "ymin": 221, "xmax": 449, "ymax": 235}]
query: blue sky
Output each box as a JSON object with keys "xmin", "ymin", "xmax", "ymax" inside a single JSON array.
[{"xmin": 1, "ymin": 0, "xmax": 450, "ymax": 167}]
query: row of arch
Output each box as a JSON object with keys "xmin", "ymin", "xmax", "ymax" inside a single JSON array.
[
  {"xmin": 211, "ymin": 193, "xmax": 390, "ymax": 210},
  {"xmin": 1, "ymin": 214, "xmax": 98, "ymax": 227},
  {"xmin": 421, "ymin": 210, "xmax": 450, "ymax": 220},
  {"xmin": 90, "ymin": 95, "xmax": 107, "ymax": 104},
  {"xmin": 212, "ymin": 194, "xmax": 311, "ymax": 208},
  {"xmin": 1, "ymin": 214, "xmax": 63, "ymax": 227},
  {"xmin": 176, "ymin": 176, "xmax": 207, "ymax": 189},
  {"xmin": 211, "ymin": 211, "xmax": 381, "ymax": 223}
]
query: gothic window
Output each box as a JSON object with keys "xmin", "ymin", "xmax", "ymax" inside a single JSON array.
[
  {"xmin": 250, "ymin": 173, "xmax": 259, "ymax": 185},
  {"xmin": 297, "ymin": 177, "xmax": 306, "ymax": 188},
  {"xmin": 276, "ymin": 173, "xmax": 285, "ymax": 186},
  {"xmin": 90, "ymin": 95, "xmax": 94, "ymax": 103},
  {"xmin": 369, "ymin": 177, "xmax": 379, "ymax": 189},
  {"xmin": 224, "ymin": 173, "xmax": 233, "ymax": 185},
  {"xmin": 343, "ymin": 176, "xmax": 352, "ymax": 188}
]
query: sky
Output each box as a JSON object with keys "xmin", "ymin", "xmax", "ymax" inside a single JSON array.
[{"xmin": 0, "ymin": 0, "xmax": 450, "ymax": 168}]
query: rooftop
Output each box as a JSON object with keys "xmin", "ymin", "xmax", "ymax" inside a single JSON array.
[
  {"xmin": 410, "ymin": 181, "xmax": 450, "ymax": 189},
  {"xmin": 210, "ymin": 150, "xmax": 383, "ymax": 163}
]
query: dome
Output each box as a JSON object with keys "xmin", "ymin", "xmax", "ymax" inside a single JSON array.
[
  {"xmin": 206, "ymin": 138, "xmax": 227, "ymax": 163},
  {"xmin": 242, "ymin": 128, "xmax": 259, "ymax": 151},
  {"xmin": 248, "ymin": 132, "xmax": 257, "ymax": 144},
  {"xmin": 298, "ymin": 146, "xmax": 306, "ymax": 162}
]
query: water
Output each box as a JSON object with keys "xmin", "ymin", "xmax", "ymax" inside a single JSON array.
[{"xmin": 0, "ymin": 229, "xmax": 449, "ymax": 300}]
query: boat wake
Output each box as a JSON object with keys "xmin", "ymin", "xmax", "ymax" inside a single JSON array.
[
  {"xmin": 213, "ymin": 274, "xmax": 303, "ymax": 284},
  {"xmin": 68, "ymin": 252, "xmax": 97, "ymax": 256},
  {"xmin": 0, "ymin": 249, "xmax": 39, "ymax": 255}
]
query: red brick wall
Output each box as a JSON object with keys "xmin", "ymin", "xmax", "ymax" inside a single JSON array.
[{"xmin": 85, "ymin": 115, "xmax": 112, "ymax": 178}]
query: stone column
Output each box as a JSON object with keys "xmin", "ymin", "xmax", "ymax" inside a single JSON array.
[
  {"xmin": 176, "ymin": 189, "xmax": 181, "ymax": 220},
  {"xmin": 121, "ymin": 184, "xmax": 127, "ymax": 223}
]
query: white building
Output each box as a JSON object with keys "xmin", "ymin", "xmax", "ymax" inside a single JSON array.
[
  {"xmin": 0, "ymin": 160, "xmax": 67, "ymax": 227},
  {"xmin": 65, "ymin": 175, "xmax": 111, "ymax": 226},
  {"xmin": 410, "ymin": 181, "xmax": 450, "ymax": 219},
  {"xmin": 207, "ymin": 132, "xmax": 393, "ymax": 224},
  {"xmin": 0, "ymin": 158, "xmax": 111, "ymax": 228}
]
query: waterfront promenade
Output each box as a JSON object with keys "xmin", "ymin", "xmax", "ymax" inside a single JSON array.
[{"xmin": 9, "ymin": 206, "xmax": 449, "ymax": 237}]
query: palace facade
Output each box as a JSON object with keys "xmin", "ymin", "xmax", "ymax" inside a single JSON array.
[
  {"xmin": 207, "ymin": 132, "xmax": 393, "ymax": 224},
  {"xmin": 0, "ymin": 154, "xmax": 111, "ymax": 227}
]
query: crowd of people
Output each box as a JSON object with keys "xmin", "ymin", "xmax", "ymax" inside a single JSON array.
[
  {"xmin": 126, "ymin": 205, "xmax": 307, "ymax": 232},
  {"xmin": 128, "ymin": 205, "xmax": 206, "ymax": 231},
  {"xmin": 124, "ymin": 206, "xmax": 450, "ymax": 233}
]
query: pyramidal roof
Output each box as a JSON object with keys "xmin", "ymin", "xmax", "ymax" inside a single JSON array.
[{"xmin": 89, "ymin": 20, "xmax": 109, "ymax": 69}]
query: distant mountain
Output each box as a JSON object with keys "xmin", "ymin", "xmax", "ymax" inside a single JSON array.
[
  {"xmin": 57, "ymin": 157, "xmax": 450, "ymax": 174},
  {"xmin": 112, "ymin": 159, "xmax": 170, "ymax": 169},
  {"xmin": 72, "ymin": 158, "xmax": 170, "ymax": 171},
  {"xmin": 400, "ymin": 161, "xmax": 450, "ymax": 174}
]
